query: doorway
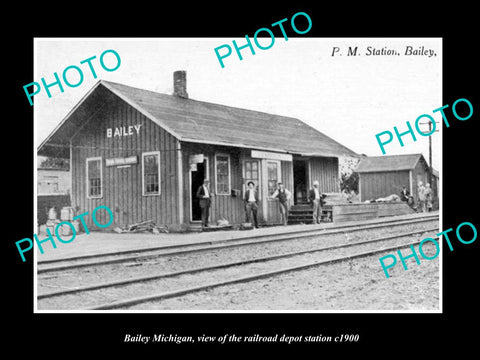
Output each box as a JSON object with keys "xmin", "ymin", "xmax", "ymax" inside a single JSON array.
[
  {"xmin": 190, "ymin": 161, "xmax": 206, "ymax": 222},
  {"xmin": 293, "ymin": 160, "xmax": 308, "ymax": 204}
]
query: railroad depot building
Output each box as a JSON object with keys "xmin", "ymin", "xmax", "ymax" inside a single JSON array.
[{"xmin": 38, "ymin": 71, "xmax": 357, "ymax": 231}]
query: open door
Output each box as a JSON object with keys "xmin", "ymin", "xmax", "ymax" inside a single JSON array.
[
  {"xmin": 190, "ymin": 161, "xmax": 206, "ymax": 222},
  {"xmin": 293, "ymin": 160, "xmax": 308, "ymax": 204}
]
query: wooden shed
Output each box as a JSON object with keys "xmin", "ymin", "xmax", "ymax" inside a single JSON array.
[
  {"xmin": 38, "ymin": 71, "xmax": 357, "ymax": 231},
  {"xmin": 355, "ymin": 153, "xmax": 438, "ymax": 209},
  {"xmin": 37, "ymin": 167, "xmax": 71, "ymax": 226}
]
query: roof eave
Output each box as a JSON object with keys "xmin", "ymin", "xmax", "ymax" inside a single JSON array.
[
  {"xmin": 100, "ymin": 81, "xmax": 183, "ymax": 141},
  {"xmin": 38, "ymin": 80, "xmax": 105, "ymax": 154}
]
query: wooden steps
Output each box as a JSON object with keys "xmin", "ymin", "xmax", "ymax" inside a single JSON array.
[
  {"xmin": 187, "ymin": 222, "xmax": 203, "ymax": 232},
  {"xmin": 288, "ymin": 204, "xmax": 314, "ymax": 225}
]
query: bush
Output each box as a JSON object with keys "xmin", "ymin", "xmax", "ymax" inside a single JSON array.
[{"xmin": 340, "ymin": 171, "xmax": 359, "ymax": 193}]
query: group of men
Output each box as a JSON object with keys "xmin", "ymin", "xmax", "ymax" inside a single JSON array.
[
  {"xmin": 196, "ymin": 179, "xmax": 324, "ymax": 228},
  {"xmin": 399, "ymin": 181, "xmax": 433, "ymax": 212}
]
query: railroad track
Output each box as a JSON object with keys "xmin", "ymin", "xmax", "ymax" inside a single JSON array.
[
  {"xmin": 37, "ymin": 214, "xmax": 438, "ymax": 274},
  {"xmin": 37, "ymin": 222, "xmax": 439, "ymax": 310}
]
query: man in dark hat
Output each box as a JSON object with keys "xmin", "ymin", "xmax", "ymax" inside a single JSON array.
[
  {"xmin": 272, "ymin": 182, "xmax": 292, "ymax": 226},
  {"xmin": 244, "ymin": 181, "xmax": 259, "ymax": 228},
  {"xmin": 196, "ymin": 178, "xmax": 211, "ymax": 228},
  {"xmin": 400, "ymin": 185, "xmax": 415, "ymax": 209}
]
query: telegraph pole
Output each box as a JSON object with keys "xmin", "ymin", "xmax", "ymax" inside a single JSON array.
[
  {"xmin": 419, "ymin": 121, "xmax": 439, "ymax": 185},
  {"xmin": 428, "ymin": 121, "xmax": 433, "ymax": 185}
]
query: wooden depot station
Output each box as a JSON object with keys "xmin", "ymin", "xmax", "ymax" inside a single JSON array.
[{"xmin": 38, "ymin": 71, "xmax": 428, "ymax": 232}]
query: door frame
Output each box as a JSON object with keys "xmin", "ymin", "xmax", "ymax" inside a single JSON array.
[
  {"xmin": 261, "ymin": 159, "xmax": 282, "ymax": 222},
  {"xmin": 292, "ymin": 158, "xmax": 310, "ymax": 204},
  {"xmin": 189, "ymin": 156, "xmax": 209, "ymax": 222}
]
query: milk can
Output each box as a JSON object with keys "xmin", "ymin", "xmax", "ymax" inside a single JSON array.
[{"xmin": 47, "ymin": 207, "xmax": 57, "ymax": 220}]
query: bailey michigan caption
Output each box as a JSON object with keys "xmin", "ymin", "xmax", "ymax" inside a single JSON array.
[
  {"xmin": 124, "ymin": 333, "xmax": 359, "ymax": 344},
  {"xmin": 331, "ymin": 45, "xmax": 437, "ymax": 57}
]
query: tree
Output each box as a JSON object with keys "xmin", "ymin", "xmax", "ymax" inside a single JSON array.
[
  {"xmin": 39, "ymin": 157, "xmax": 70, "ymax": 170},
  {"xmin": 340, "ymin": 171, "xmax": 359, "ymax": 192},
  {"xmin": 339, "ymin": 156, "xmax": 360, "ymax": 193}
]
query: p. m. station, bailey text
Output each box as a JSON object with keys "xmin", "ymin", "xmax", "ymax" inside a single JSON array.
[{"xmin": 331, "ymin": 45, "xmax": 437, "ymax": 57}]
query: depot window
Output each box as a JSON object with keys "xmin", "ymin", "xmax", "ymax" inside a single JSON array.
[
  {"xmin": 267, "ymin": 160, "xmax": 281, "ymax": 197},
  {"xmin": 215, "ymin": 153, "xmax": 231, "ymax": 195},
  {"xmin": 142, "ymin": 151, "xmax": 161, "ymax": 196},
  {"xmin": 244, "ymin": 160, "xmax": 260, "ymax": 197},
  {"xmin": 86, "ymin": 157, "xmax": 102, "ymax": 198}
]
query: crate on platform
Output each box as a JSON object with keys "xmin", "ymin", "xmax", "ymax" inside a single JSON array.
[{"xmin": 60, "ymin": 206, "xmax": 75, "ymax": 221}]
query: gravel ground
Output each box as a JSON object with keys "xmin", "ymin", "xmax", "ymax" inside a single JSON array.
[
  {"xmin": 37, "ymin": 221, "xmax": 437, "ymax": 294},
  {"xmin": 128, "ymin": 241, "xmax": 440, "ymax": 311},
  {"xmin": 37, "ymin": 227, "xmax": 439, "ymax": 310}
]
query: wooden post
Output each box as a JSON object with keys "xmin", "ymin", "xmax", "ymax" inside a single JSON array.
[{"xmin": 176, "ymin": 140, "xmax": 184, "ymax": 225}]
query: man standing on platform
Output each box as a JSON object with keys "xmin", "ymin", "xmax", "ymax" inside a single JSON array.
[
  {"xmin": 196, "ymin": 179, "xmax": 212, "ymax": 228},
  {"xmin": 272, "ymin": 182, "xmax": 292, "ymax": 226},
  {"xmin": 308, "ymin": 180, "xmax": 322, "ymax": 224},
  {"xmin": 244, "ymin": 181, "xmax": 260, "ymax": 228},
  {"xmin": 417, "ymin": 181, "xmax": 426, "ymax": 213}
]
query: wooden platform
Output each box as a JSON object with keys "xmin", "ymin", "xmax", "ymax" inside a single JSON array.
[
  {"xmin": 331, "ymin": 201, "xmax": 414, "ymax": 222},
  {"xmin": 377, "ymin": 201, "xmax": 416, "ymax": 217},
  {"xmin": 288, "ymin": 192, "xmax": 415, "ymax": 224}
]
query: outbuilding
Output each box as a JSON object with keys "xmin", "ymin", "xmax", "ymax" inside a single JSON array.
[
  {"xmin": 38, "ymin": 71, "xmax": 357, "ymax": 231},
  {"xmin": 355, "ymin": 153, "xmax": 438, "ymax": 209},
  {"xmin": 37, "ymin": 166, "xmax": 71, "ymax": 226}
]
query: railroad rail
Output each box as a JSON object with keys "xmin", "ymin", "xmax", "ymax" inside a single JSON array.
[
  {"xmin": 89, "ymin": 239, "xmax": 430, "ymax": 310},
  {"xmin": 37, "ymin": 213, "xmax": 438, "ymax": 274},
  {"xmin": 37, "ymin": 223, "xmax": 439, "ymax": 310}
]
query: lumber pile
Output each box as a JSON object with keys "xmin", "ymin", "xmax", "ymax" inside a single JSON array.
[{"xmin": 113, "ymin": 220, "xmax": 169, "ymax": 234}]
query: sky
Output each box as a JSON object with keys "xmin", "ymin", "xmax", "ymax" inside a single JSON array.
[{"xmin": 34, "ymin": 38, "xmax": 442, "ymax": 170}]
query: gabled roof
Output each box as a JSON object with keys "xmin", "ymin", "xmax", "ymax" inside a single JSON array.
[
  {"xmin": 38, "ymin": 80, "xmax": 357, "ymax": 158},
  {"xmin": 355, "ymin": 153, "xmax": 426, "ymax": 173}
]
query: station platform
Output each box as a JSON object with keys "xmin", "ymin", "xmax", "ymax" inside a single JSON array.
[{"xmin": 35, "ymin": 211, "xmax": 438, "ymax": 263}]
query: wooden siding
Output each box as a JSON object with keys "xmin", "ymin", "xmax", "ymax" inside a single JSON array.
[
  {"xmin": 67, "ymin": 92, "xmax": 350, "ymax": 229},
  {"xmin": 359, "ymin": 171, "xmax": 409, "ymax": 201},
  {"xmin": 308, "ymin": 157, "xmax": 340, "ymax": 193},
  {"xmin": 181, "ymin": 143, "xmax": 245, "ymax": 225},
  {"xmin": 181, "ymin": 146, "xmax": 297, "ymax": 225},
  {"xmin": 264, "ymin": 160, "xmax": 294, "ymax": 224},
  {"xmin": 71, "ymin": 96, "xmax": 179, "ymax": 230},
  {"xmin": 211, "ymin": 148, "xmax": 245, "ymax": 224},
  {"xmin": 358, "ymin": 155, "xmax": 438, "ymax": 208}
]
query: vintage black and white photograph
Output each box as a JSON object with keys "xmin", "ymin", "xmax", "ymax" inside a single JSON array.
[{"xmin": 34, "ymin": 37, "xmax": 442, "ymax": 312}]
